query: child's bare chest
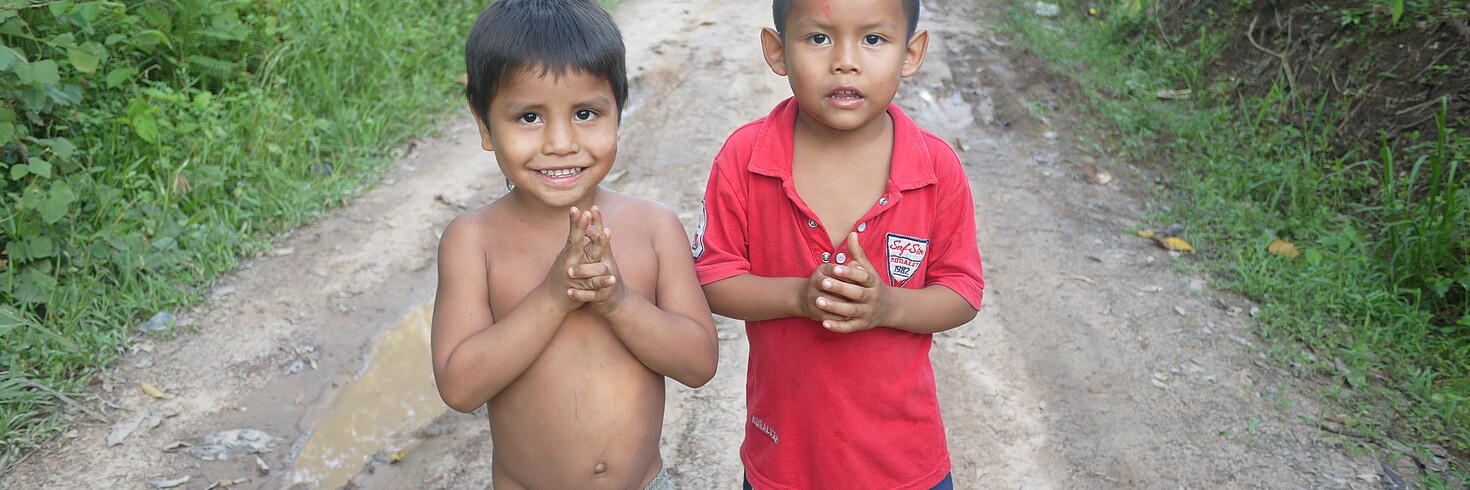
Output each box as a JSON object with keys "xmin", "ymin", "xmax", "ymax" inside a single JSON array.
[{"xmin": 482, "ymin": 226, "xmax": 657, "ymax": 321}]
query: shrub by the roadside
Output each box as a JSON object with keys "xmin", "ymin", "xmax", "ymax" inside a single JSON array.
[
  {"xmin": 1005, "ymin": 0, "xmax": 1467, "ymax": 483},
  {"xmin": 0, "ymin": 0, "xmax": 479, "ymax": 465}
]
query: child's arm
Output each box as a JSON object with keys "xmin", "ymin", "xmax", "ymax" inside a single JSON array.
[
  {"xmin": 702, "ymin": 271, "xmax": 840, "ymax": 323},
  {"xmin": 430, "ymin": 209, "xmax": 597, "ymax": 413},
  {"xmin": 570, "ymin": 206, "xmax": 718, "ymax": 387},
  {"xmin": 812, "ymin": 232, "xmax": 977, "ymax": 334}
]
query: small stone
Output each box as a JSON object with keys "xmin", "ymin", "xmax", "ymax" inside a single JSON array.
[{"xmin": 137, "ymin": 312, "xmax": 176, "ymax": 334}]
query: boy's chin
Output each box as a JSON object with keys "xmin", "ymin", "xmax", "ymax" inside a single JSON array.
[{"xmin": 797, "ymin": 106, "xmax": 887, "ymax": 132}]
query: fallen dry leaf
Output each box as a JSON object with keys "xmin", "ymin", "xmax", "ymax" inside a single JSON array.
[
  {"xmin": 1267, "ymin": 239, "xmax": 1301, "ymax": 258},
  {"xmin": 1155, "ymin": 88, "xmax": 1192, "ymax": 99},
  {"xmin": 1084, "ymin": 166, "xmax": 1114, "ymax": 184},
  {"xmin": 1136, "ymin": 230, "xmax": 1156, "ymax": 238},
  {"xmin": 454, "ymin": 73, "xmax": 468, "ymax": 85},
  {"xmin": 139, "ymin": 381, "xmax": 165, "ymax": 399},
  {"xmin": 1155, "ymin": 236, "xmax": 1194, "ymax": 252},
  {"xmin": 171, "ymin": 173, "xmax": 191, "ymax": 195}
]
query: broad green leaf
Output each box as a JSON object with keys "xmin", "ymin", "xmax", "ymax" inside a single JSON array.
[
  {"xmin": 0, "ymin": 305, "xmax": 31, "ymax": 339},
  {"xmin": 49, "ymin": 181, "xmax": 75, "ymax": 205},
  {"xmin": 67, "ymin": 43, "xmax": 101, "ymax": 73},
  {"xmin": 50, "ymin": 33, "xmax": 76, "ymax": 48},
  {"xmin": 1391, "ymin": 0, "xmax": 1405, "ymax": 26},
  {"xmin": 104, "ymin": 34, "xmax": 126, "ymax": 45},
  {"xmin": 18, "ymin": 86, "xmax": 46, "ymax": 111},
  {"xmin": 45, "ymin": 83, "xmax": 83, "ymax": 105},
  {"xmin": 0, "ymin": 46, "xmax": 17, "ymax": 70},
  {"xmin": 132, "ymin": 115, "xmax": 158, "ymax": 143},
  {"xmin": 14, "ymin": 266, "xmax": 56, "ymax": 304},
  {"xmin": 47, "ymin": 1, "xmax": 72, "ymax": 17},
  {"xmin": 11, "ymin": 58, "xmax": 32, "ymax": 84},
  {"xmin": 9, "ymin": 163, "xmax": 28, "ymax": 180},
  {"xmin": 37, "ymin": 137, "xmax": 75, "ymax": 159},
  {"xmin": 0, "ymin": 122, "xmax": 12, "ymax": 143},
  {"xmin": 105, "ymin": 66, "xmax": 136, "ymax": 88},
  {"xmin": 28, "ymin": 158, "xmax": 50, "ymax": 178},
  {"xmin": 27, "ymin": 235, "xmax": 53, "ymax": 259},
  {"xmin": 0, "ymin": 105, "xmax": 14, "ymax": 121},
  {"xmin": 1303, "ymin": 248, "xmax": 1323, "ymax": 266},
  {"xmin": 31, "ymin": 59, "xmax": 59, "ymax": 85},
  {"xmin": 38, "ymin": 196, "xmax": 67, "ymax": 223}
]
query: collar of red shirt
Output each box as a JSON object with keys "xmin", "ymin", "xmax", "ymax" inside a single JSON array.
[{"xmin": 746, "ymin": 97, "xmax": 938, "ymax": 191}]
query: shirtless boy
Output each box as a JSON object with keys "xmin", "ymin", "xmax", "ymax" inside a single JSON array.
[
  {"xmin": 431, "ymin": 1, "xmax": 718, "ymax": 488},
  {"xmin": 694, "ymin": 0, "xmax": 984, "ymax": 488}
]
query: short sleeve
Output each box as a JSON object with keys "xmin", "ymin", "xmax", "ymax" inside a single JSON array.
[
  {"xmin": 923, "ymin": 146, "xmax": 985, "ymax": 310},
  {"xmin": 693, "ymin": 144, "xmax": 751, "ymax": 285}
]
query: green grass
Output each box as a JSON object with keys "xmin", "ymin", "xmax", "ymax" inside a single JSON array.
[
  {"xmin": 1, "ymin": 0, "xmax": 481, "ymax": 467},
  {"xmin": 1002, "ymin": 0, "xmax": 1467, "ymax": 484}
]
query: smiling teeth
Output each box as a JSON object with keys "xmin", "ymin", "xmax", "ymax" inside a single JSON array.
[
  {"xmin": 831, "ymin": 90, "xmax": 861, "ymax": 98},
  {"xmin": 539, "ymin": 168, "xmax": 581, "ymax": 178}
]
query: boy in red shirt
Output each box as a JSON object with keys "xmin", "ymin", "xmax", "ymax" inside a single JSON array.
[{"xmin": 693, "ymin": 0, "xmax": 984, "ymax": 488}]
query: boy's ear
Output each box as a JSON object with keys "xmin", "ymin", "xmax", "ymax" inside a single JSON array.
[
  {"xmin": 899, "ymin": 28, "xmax": 930, "ymax": 78},
  {"xmin": 469, "ymin": 104, "xmax": 494, "ymax": 152},
  {"xmin": 760, "ymin": 27, "xmax": 789, "ymax": 77}
]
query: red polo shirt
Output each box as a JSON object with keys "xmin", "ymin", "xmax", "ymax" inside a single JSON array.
[{"xmin": 694, "ymin": 98, "xmax": 984, "ymax": 489}]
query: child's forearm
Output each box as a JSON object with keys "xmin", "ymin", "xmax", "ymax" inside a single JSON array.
[
  {"xmin": 600, "ymin": 291, "xmax": 718, "ymax": 387},
  {"xmin": 435, "ymin": 285, "xmax": 569, "ymax": 412},
  {"xmin": 702, "ymin": 274, "xmax": 809, "ymax": 321},
  {"xmin": 878, "ymin": 285, "xmax": 978, "ymax": 334}
]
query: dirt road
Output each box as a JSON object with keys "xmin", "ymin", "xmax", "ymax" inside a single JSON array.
[{"xmin": 3, "ymin": 0, "xmax": 1384, "ymax": 488}]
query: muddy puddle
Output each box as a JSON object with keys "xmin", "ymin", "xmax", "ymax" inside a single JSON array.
[{"xmin": 287, "ymin": 302, "xmax": 445, "ymax": 489}]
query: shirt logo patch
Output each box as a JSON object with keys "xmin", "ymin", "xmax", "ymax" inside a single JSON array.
[
  {"xmin": 692, "ymin": 199, "xmax": 707, "ymax": 259},
  {"xmin": 886, "ymin": 233, "xmax": 928, "ymax": 287}
]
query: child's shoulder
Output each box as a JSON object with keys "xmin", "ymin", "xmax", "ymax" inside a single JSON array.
[
  {"xmin": 599, "ymin": 188, "xmax": 678, "ymax": 222},
  {"xmin": 437, "ymin": 201, "xmax": 511, "ymax": 250}
]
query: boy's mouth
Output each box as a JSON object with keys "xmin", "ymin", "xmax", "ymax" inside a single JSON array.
[
  {"xmin": 536, "ymin": 167, "xmax": 585, "ymax": 178},
  {"xmin": 827, "ymin": 88, "xmax": 864, "ymax": 100}
]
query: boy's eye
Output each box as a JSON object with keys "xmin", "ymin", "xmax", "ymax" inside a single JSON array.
[
  {"xmin": 807, "ymin": 33, "xmax": 829, "ymax": 45},
  {"xmin": 863, "ymin": 34, "xmax": 884, "ymax": 45},
  {"xmin": 519, "ymin": 113, "xmax": 541, "ymax": 124},
  {"xmin": 575, "ymin": 109, "xmax": 595, "ymax": 121}
]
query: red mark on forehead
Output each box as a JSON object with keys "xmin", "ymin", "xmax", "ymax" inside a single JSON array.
[{"xmin": 816, "ymin": 0, "xmax": 833, "ymax": 22}]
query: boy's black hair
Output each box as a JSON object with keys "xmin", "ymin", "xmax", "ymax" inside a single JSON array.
[
  {"xmin": 772, "ymin": 0, "xmax": 920, "ymax": 40},
  {"xmin": 465, "ymin": 0, "xmax": 628, "ymax": 124}
]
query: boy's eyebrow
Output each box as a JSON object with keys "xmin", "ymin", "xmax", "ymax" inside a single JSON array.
[
  {"xmin": 792, "ymin": 18, "xmax": 901, "ymax": 32},
  {"xmin": 574, "ymin": 95, "xmax": 616, "ymax": 109},
  {"xmin": 496, "ymin": 96, "xmax": 615, "ymax": 115}
]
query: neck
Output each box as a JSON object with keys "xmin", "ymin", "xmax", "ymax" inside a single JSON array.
[
  {"xmin": 792, "ymin": 107, "xmax": 893, "ymax": 153},
  {"xmin": 505, "ymin": 186, "xmax": 603, "ymax": 220}
]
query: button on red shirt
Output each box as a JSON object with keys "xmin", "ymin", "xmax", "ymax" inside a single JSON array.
[{"xmin": 695, "ymin": 98, "xmax": 984, "ymax": 489}]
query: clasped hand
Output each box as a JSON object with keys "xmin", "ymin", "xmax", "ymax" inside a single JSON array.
[
  {"xmin": 803, "ymin": 232, "xmax": 890, "ymax": 333},
  {"xmin": 546, "ymin": 206, "xmax": 625, "ymax": 316}
]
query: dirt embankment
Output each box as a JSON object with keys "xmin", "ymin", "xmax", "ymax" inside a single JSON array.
[{"xmin": 0, "ymin": 0, "xmax": 1404, "ymax": 488}]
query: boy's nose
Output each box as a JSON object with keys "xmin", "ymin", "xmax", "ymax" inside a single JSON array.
[
  {"xmin": 542, "ymin": 119, "xmax": 580, "ymax": 155},
  {"xmin": 833, "ymin": 45, "xmax": 860, "ymax": 75}
]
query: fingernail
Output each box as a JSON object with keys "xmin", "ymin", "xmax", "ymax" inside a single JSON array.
[
  {"xmin": 823, "ymin": 321, "xmax": 832, "ymax": 329},
  {"xmin": 822, "ymin": 280, "xmax": 832, "ymax": 289},
  {"xmin": 816, "ymin": 297, "xmax": 826, "ymax": 307},
  {"xmin": 834, "ymin": 266, "xmax": 844, "ymax": 275}
]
